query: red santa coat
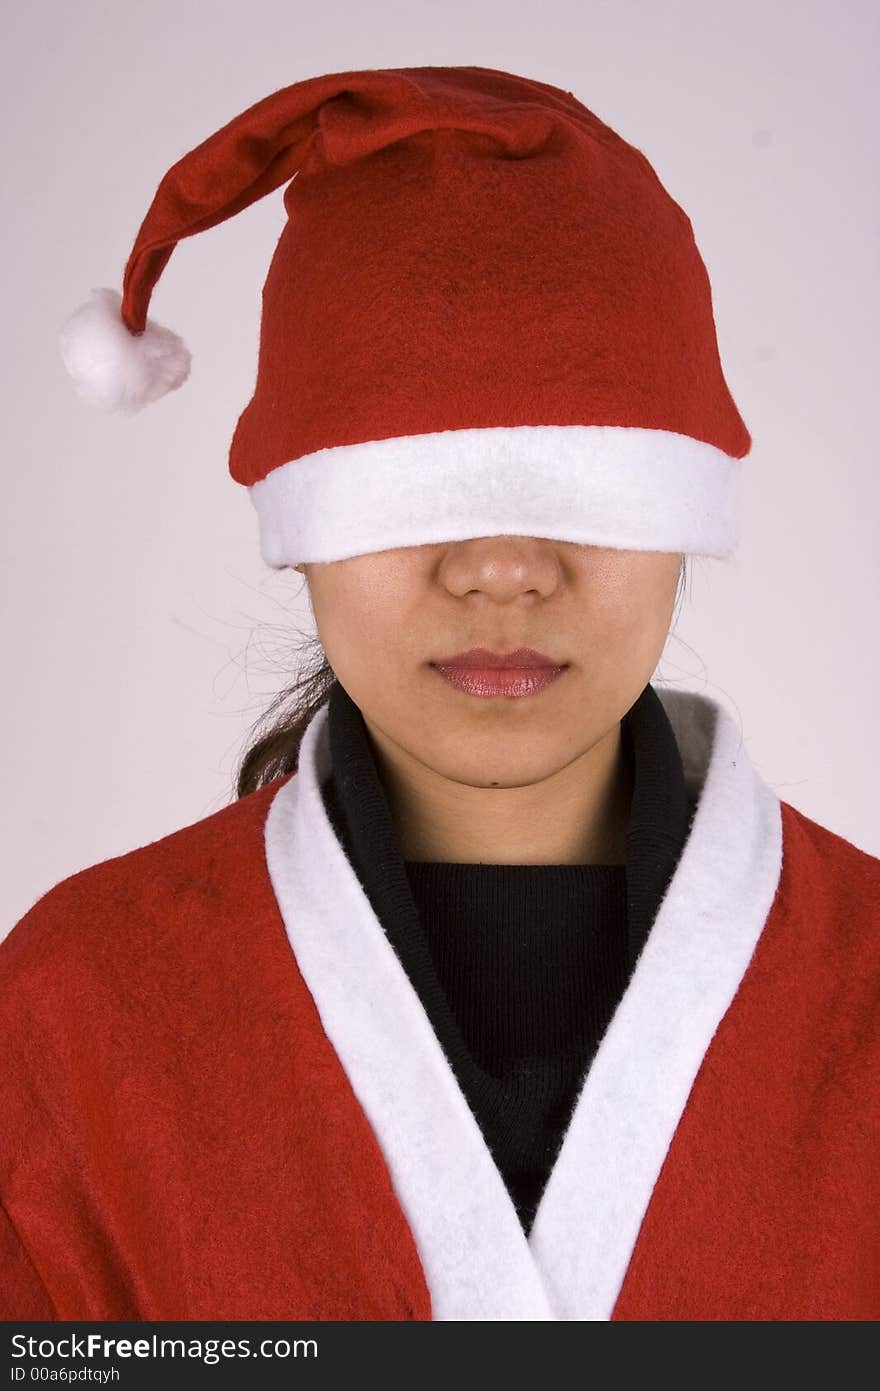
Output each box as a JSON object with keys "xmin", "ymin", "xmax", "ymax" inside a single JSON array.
[{"xmin": 1, "ymin": 688, "xmax": 878, "ymax": 1321}]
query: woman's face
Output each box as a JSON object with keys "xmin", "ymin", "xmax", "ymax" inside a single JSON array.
[{"xmin": 296, "ymin": 537, "xmax": 683, "ymax": 790}]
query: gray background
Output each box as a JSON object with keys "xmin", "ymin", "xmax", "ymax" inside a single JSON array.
[{"xmin": 3, "ymin": 0, "xmax": 878, "ymax": 935}]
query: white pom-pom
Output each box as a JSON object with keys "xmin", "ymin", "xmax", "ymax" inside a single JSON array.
[{"xmin": 59, "ymin": 287, "xmax": 191, "ymax": 413}]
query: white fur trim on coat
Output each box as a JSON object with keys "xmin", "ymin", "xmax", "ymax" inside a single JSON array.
[{"xmin": 262, "ymin": 686, "xmax": 782, "ymax": 1320}]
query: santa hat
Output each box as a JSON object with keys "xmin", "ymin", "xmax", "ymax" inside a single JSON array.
[{"xmin": 58, "ymin": 64, "xmax": 751, "ymax": 569}]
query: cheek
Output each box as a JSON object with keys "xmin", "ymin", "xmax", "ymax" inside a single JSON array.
[
  {"xmin": 573, "ymin": 593, "xmax": 673, "ymax": 689},
  {"xmin": 621, "ymin": 593, "xmax": 674, "ymax": 650},
  {"xmin": 310, "ymin": 580, "xmax": 399, "ymax": 676},
  {"xmin": 591, "ymin": 558, "xmax": 679, "ymax": 646}
]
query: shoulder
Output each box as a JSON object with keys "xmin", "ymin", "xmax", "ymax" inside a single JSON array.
[
  {"xmin": 779, "ymin": 795, "xmax": 880, "ymax": 885},
  {"xmin": 0, "ymin": 772, "xmax": 296, "ymax": 1010},
  {"xmin": 0, "ymin": 774, "xmax": 301, "ymax": 1197},
  {"xmin": 775, "ymin": 796, "xmax": 880, "ymax": 965}
]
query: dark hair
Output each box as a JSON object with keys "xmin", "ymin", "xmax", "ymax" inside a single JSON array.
[{"xmin": 234, "ymin": 554, "xmax": 691, "ymax": 800}]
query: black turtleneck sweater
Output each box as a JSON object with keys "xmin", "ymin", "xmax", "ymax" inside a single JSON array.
[{"xmin": 319, "ymin": 678, "xmax": 695, "ymax": 1235}]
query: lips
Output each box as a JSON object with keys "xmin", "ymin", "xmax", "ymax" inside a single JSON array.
[
  {"xmin": 432, "ymin": 646, "xmax": 563, "ymax": 669},
  {"xmin": 429, "ymin": 647, "xmax": 568, "ymax": 700}
]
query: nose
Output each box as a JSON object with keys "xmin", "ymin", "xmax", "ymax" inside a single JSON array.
[{"xmin": 435, "ymin": 535, "xmax": 563, "ymax": 603}]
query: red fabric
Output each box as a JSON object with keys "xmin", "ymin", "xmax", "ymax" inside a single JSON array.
[
  {"xmin": 116, "ymin": 65, "xmax": 750, "ymax": 491},
  {"xmin": 613, "ymin": 799, "xmax": 880, "ymax": 1320},
  {"xmin": 0, "ymin": 774, "xmax": 430, "ymax": 1321},
  {"xmin": 1, "ymin": 1201, "xmax": 56, "ymax": 1318},
  {"xmin": 1, "ymin": 781, "xmax": 877, "ymax": 1320}
]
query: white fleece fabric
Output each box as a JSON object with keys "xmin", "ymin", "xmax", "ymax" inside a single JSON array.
[
  {"xmin": 262, "ymin": 685, "xmax": 783, "ymax": 1320},
  {"xmin": 249, "ymin": 423, "xmax": 741, "ymax": 568}
]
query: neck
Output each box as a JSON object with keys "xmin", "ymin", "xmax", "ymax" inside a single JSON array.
[{"xmin": 363, "ymin": 718, "xmax": 633, "ymax": 867}]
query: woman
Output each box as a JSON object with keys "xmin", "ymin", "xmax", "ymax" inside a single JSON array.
[{"xmin": 2, "ymin": 64, "xmax": 878, "ymax": 1322}]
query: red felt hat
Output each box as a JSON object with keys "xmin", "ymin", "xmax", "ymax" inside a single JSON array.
[{"xmin": 58, "ymin": 64, "xmax": 751, "ymax": 568}]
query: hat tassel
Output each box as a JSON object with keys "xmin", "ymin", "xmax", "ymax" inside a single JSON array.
[{"xmin": 58, "ymin": 287, "xmax": 191, "ymax": 414}]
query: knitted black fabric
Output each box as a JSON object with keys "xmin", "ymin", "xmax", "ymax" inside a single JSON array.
[{"xmin": 320, "ymin": 678, "xmax": 695, "ymax": 1234}]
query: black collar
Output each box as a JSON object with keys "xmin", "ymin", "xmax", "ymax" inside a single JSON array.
[{"xmin": 321, "ymin": 674, "xmax": 694, "ymax": 1024}]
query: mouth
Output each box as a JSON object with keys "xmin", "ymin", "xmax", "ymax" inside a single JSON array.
[
  {"xmin": 429, "ymin": 649, "xmax": 569, "ymax": 700},
  {"xmin": 431, "ymin": 647, "xmax": 566, "ymax": 670}
]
